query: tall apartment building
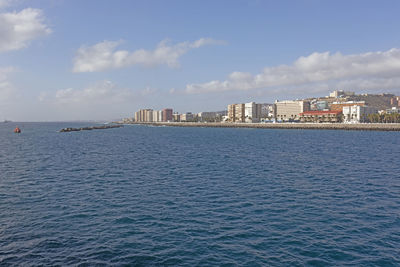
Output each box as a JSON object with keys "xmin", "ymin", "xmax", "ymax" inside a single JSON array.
[
  {"xmin": 135, "ymin": 109, "xmax": 153, "ymax": 122},
  {"xmin": 227, "ymin": 103, "xmax": 245, "ymax": 122},
  {"xmin": 244, "ymin": 102, "xmax": 262, "ymax": 123},
  {"xmin": 162, "ymin": 108, "xmax": 173, "ymax": 122},
  {"xmin": 274, "ymin": 100, "xmax": 310, "ymax": 121},
  {"xmin": 228, "ymin": 104, "xmax": 235, "ymax": 122},
  {"xmin": 152, "ymin": 110, "xmax": 158, "ymax": 122}
]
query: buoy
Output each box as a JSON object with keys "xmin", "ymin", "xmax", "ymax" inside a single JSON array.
[{"xmin": 14, "ymin": 127, "xmax": 21, "ymax": 133}]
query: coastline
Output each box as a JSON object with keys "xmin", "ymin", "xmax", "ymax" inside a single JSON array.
[{"xmin": 128, "ymin": 122, "xmax": 400, "ymax": 131}]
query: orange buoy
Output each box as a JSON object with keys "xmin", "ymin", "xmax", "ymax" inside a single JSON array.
[{"xmin": 14, "ymin": 127, "xmax": 21, "ymax": 133}]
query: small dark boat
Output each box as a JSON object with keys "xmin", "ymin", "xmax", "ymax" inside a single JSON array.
[{"xmin": 14, "ymin": 127, "xmax": 21, "ymax": 133}]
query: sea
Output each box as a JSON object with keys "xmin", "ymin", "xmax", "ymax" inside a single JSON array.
[{"xmin": 0, "ymin": 122, "xmax": 399, "ymax": 266}]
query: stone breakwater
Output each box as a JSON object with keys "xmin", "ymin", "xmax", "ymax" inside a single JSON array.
[
  {"xmin": 131, "ymin": 122, "xmax": 400, "ymax": 131},
  {"xmin": 59, "ymin": 125, "xmax": 123, "ymax": 132}
]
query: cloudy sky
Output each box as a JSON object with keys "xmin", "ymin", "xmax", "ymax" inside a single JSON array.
[{"xmin": 1, "ymin": 0, "xmax": 400, "ymax": 121}]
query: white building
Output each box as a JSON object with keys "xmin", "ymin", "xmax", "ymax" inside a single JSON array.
[
  {"xmin": 244, "ymin": 102, "xmax": 262, "ymax": 123},
  {"xmin": 152, "ymin": 110, "xmax": 159, "ymax": 122},
  {"xmin": 343, "ymin": 105, "xmax": 377, "ymax": 123}
]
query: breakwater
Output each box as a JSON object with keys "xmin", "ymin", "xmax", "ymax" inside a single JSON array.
[
  {"xmin": 59, "ymin": 125, "xmax": 123, "ymax": 132},
  {"xmin": 131, "ymin": 122, "xmax": 400, "ymax": 131}
]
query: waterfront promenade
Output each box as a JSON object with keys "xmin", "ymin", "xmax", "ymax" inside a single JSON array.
[{"xmin": 130, "ymin": 122, "xmax": 400, "ymax": 131}]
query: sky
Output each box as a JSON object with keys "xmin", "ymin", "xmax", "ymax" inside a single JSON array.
[{"xmin": 1, "ymin": 0, "xmax": 400, "ymax": 121}]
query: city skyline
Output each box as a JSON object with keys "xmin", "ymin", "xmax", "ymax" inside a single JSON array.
[{"xmin": 2, "ymin": 0, "xmax": 400, "ymax": 121}]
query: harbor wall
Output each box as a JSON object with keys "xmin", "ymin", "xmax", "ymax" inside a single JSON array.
[{"xmin": 129, "ymin": 122, "xmax": 400, "ymax": 131}]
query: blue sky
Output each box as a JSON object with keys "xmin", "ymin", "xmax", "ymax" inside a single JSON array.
[{"xmin": 1, "ymin": 0, "xmax": 400, "ymax": 121}]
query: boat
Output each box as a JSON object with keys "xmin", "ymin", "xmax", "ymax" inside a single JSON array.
[
  {"xmin": 14, "ymin": 127, "xmax": 21, "ymax": 133},
  {"xmin": 4, "ymin": 120, "xmax": 12, "ymax": 123}
]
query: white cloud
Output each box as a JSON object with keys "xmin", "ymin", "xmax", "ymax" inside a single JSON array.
[
  {"xmin": 185, "ymin": 48, "xmax": 400, "ymax": 95},
  {"xmin": 0, "ymin": 8, "xmax": 51, "ymax": 52},
  {"xmin": 35, "ymin": 80, "xmax": 138, "ymax": 120},
  {"xmin": 72, "ymin": 38, "xmax": 225, "ymax": 72},
  {"xmin": 49, "ymin": 80, "xmax": 134, "ymax": 104},
  {"xmin": 34, "ymin": 81, "xmax": 168, "ymax": 120}
]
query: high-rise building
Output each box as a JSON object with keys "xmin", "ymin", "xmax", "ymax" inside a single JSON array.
[
  {"xmin": 227, "ymin": 103, "xmax": 245, "ymax": 122},
  {"xmin": 152, "ymin": 110, "xmax": 157, "ymax": 122},
  {"xmin": 245, "ymin": 102, "xmax": 262, "ymax": 123},
  {"xmin": 134, "ymin": 109, "xmax": 154, "ymax": 122},
  {"xmin": 162, "ymin": 108, "xmax": 173, "ymax": 122}
]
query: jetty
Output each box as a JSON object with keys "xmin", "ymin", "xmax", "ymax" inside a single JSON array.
[
  {"xmin": 59, "ymin": 125, "xmax": 123, "ymax": 132},
  {"xmin": 130, "ymin": 122, "xmax": 400, "ymax": 131}
]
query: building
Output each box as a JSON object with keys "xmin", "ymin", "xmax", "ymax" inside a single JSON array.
[
  {"xmin": 180, "ymin": 112, "xmax": 194, "ymax": 122},
  {"xmin": 299, "ymin": 110, "xmax": 342, "ymax": 123},
  {"xmin": 152, "ymin": 110, "xmax": 159, "ymax": 122},
  {"xmin": 329, "ymin": 90, "xmax": 355, "ymax": 98},
  {"xmin": 227, "ymin": 103, "xmax": 245, "ymax": 122},
  {"xmin": 198, "ymin": 112, "xmax": 218, "ymax": 122},
  {"xmin": 274, "ymin": 100, "xmax": 310, "ymax": 122},
  {"xmin": 227, "ymin": 104, "xmax": 235, "ymax": 122},
  {"xmin": 342, "ymin": 105, "xmax": 378, "ymax": 123},
  {"xmin": 145, "ymin": 110, "xmax": 153, "ymax": 122},
  {"xmin": 173, "ymin": 113, "xmax": 180, "ymax": 122},
  {"xmin": 244, "ymin": 102, "xmax": 262, "ymax": 123},
  {"xmin": 331, "ymin": 101, "xmax": 365, "ymax": 112},
  {"xmin": 260, "ymin": 103, "xmax": 274, "ymax": 118},
  {"xmin": 162, "ymin": 108, "xmax": 173, "ymax": 122},
  {"xmin": 310, "ymin": 100, "xmax": 329, "ymax": 111},
  {"xmin": 135, "ymin": 109, "xmax": 153, "ymax": 122}
]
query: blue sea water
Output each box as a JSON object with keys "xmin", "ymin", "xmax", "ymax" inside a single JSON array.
[{"xmin": 0, "ymin": 122, "xmax": 399, "ymax": 266}]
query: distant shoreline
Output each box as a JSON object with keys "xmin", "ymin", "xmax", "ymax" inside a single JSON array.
[{"xmin": 126, "ymin": 122, "xmax": 400, "ymax": 131}]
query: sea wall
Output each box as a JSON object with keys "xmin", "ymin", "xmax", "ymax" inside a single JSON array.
[{"xmin": 130, "ymin": 122, "xmax": 400, "ymax": 131}]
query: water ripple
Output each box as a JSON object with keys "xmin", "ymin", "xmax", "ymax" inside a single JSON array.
[{"xmin": 0, "ymin": 123, "xmax": 399, "ymax": 265}]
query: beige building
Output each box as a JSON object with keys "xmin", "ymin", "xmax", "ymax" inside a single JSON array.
[
  {"xmin": 134, "ymin": 109, "xmax": 154, "ymax": 122},
  {"xmin": 227, "ymin": 103, "xmax": 245, "ymax": 122},
  {"xmin": 274, "ymin": 100, "xmax": 310, "ymax": 121}
]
